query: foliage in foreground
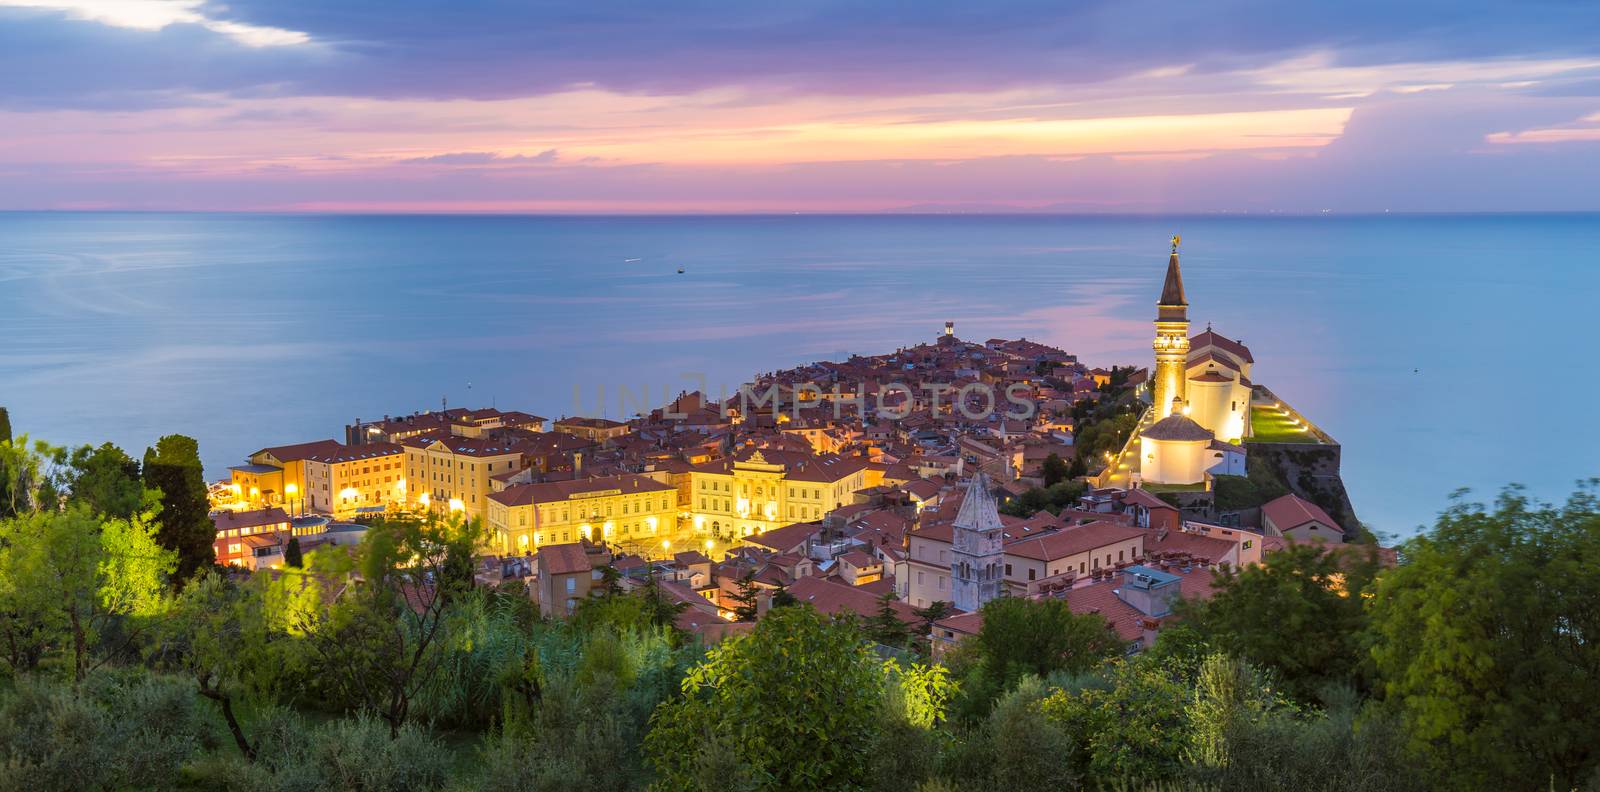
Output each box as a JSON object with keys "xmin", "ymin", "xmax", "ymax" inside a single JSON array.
[{"xmin": 3, "ymin": 420, "xmax": 1600, "ymax": 791}]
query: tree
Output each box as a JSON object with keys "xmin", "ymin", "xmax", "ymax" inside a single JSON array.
[
  {"xmin": 1369, "ymin": 485, "xmax": 1600, "ymax": 790},
  {"xmin": 1041, "ymin": 453, "xmax": 1069, "ymax": 487},
  {"xmin": 726, "ymin": 570, "xmax": 760, "ymax": 621},
  {"xmin": 0, "ymin": 434, "xmax": 63, "ymax": 518},
  {"xmin": 283, "ymin": 535, "xmax": 304, "ymax": 568},
  {"xmin": 165, "ymin": 571, "xmax": 278, "ymax": 759},
  {"xmin": 770, "ymin": 583, "xmax": 797, "ymax": 609},
  {"xmin": 646, "ymin": 606, "xmax": 895, "ymax": 790},
  {"xmin": 1180, "ymin": 541, "xmax": 1376, "ymax": 703},
  {"xmin": 640, "ymin": 569, "xmax": 690, "ymax": 629},
  {"xmin": 912, "ymin": 600, "xmax": 952, "ymax": 631},
  {"xmin": 1039, "ymin": 657, "xmax": 1191, "ymax": 783},
  {"xmin": 866, "ymin": 590, "xmax": 910, "ymax": 648},
  {"xmin": 142, "ymin": 434, "xmax": 214, "ymax": 580},
  {"xmin": 961, "ymin": 596, "xmax": 1122, "ymax": 709},
  {"xmin": 0, "ymin": 504, "xmax": 175, "ymax": 680},
  {"xmin": 65, "ymin": 442, "xmax": 145, "ymax": 520},
  {"xmin": 298, "ymin": 513, "xmax": 486, "ymax": 736}
]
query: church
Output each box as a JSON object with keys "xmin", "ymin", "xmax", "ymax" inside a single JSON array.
[{"xmin": 1139, "ymin": 238, "xmax": 1255, "ymax": 486}]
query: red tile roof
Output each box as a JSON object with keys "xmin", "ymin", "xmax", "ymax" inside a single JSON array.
[
  {"xmin": 1004, "ymin": 521, "xmax": 1147, "ymax": 562},
  {"xmin": 745, "ymin": 521, "xmax": 822, "ymax": 553},
  {"xmin": 488, "ymin": 473, "xmax": 673, "ymax": 507},
  {"xmin": 254, "ymin": 439, "xmax": 345, "ymax": 462},
  {"xmin": 786, "ymin": 576, "xmax": 918, "ymax": 625},
  {"xmin": 1122, "ymin": 488, "xmax": 1177, "ymax": 511},
  {"xmin": 1262, "ymin": 493, "xmax": 1339, "ymax": 533},
  {"xmin": 212, "ymin": 507, "xmax": 289, "ymax": 533},
  {"xmin": 1190, "ymin": 329, "xmax": 1254, "ymax": 364},
  {"xmin": 538, "ymin": 542, "xmax": 593, "ymax": 576}
]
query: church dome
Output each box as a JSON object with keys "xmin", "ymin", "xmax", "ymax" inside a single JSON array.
[{"xmin": 1141, "ymin": 412, "xmax": 1214, "ymax": 442}]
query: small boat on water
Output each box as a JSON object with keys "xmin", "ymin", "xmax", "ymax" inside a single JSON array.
[
  {"xmin": 676, "ymin": 267, "xmax": 685, "ymax": 274},
  {"xmin": 624, "ymin": 257, "xmax": 641, "ymax": 262}
]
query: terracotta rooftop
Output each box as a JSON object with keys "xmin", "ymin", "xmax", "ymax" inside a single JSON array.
[
  {"xmin": 1262, "ymin": 493, "xmax": 1340, "ymax": 533},
  {"xmin": 212, "ymin": 507, "xmax": 289, "ymax": 533},
  {"xmin": 1141, "ymin": 413, "xmax": 1214, "ymax": 442},
  {"xmin": 786, "ymin": 576, "xmax": 918, "ymax": 625},
  {"xmin": 538, "ymin": 542, "xmax": 593, "ymax": 576},
  {"xmin": 253, "ymin": 439, "xmax": 345, "ymax": 463},
  {"xmin": 745, "ymin": 521, "xmax": 822, "ymax": 553},
  {"xmin": 488, "ymin": 473, "xmax": 673, "ymax": 507},
  {"xmin": 1190, "ymin": 329, "xmax": 1254, "ymax": 364},
  {"xmin": 1004, "ymin": 520, "xmax": 1147, "ymax": 562}
]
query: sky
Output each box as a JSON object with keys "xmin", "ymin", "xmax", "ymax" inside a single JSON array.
[{"xmin": 1, "ymin": 1, "xmax": 1599, "ymax": 212}]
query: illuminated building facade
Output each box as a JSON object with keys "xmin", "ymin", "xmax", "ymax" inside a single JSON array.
[
  {"xmin": 1151, "ymin": 236, "xmax": 1190, "ymax": 420},
  {"xmin": 400, "ymin": 433, "xmax": 528, "ymax": 520},
  {"xmin": 487, "ymin": 474, "xmax": 676, "ymax": 555},
  {"xmin": 688, "ymin": 448, "xmax": 867, "ymax": 538},
  {"xmin": 302, "ymin": 442, "xmax": 405, "ymax": 517}
]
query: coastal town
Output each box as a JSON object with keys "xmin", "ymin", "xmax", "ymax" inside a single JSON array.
[{"xmin": 208, "ymin": 240, "xmax": 1385, "ymax": 649}]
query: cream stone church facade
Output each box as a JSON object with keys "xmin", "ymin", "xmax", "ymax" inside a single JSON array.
[{"xmin": 1138, "ymin": 239, "xmax": 1255, "ymax": 486}]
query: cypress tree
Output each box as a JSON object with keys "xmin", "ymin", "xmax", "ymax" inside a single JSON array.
[{"xmin": 143, "ymin": 434, "xmax": 215, "ymax": 582}]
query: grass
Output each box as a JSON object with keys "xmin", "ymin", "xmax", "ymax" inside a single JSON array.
[
  {"xmin": 1247, "ymin": 405, "xmax": 1321, "ymax": 444},
  {"xmin": 1142, "ymin": 481, "xmax": 1208, "ymax": 493}
]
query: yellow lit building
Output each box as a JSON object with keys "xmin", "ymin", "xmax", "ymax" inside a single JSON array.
[
  {"xmin": 228, "ymin": 439, "xmax": 346, "ymax": 512},
  {"xmin": 401, "ymin": 433, "xmax": 529, "ymax": 521},
  {"xmin": 1151, "ymin": 239, "xmax": 1190, "ymax": 419},
  {"xmin": 688, "ymin": 448, "xmax": 868, "ymax": 538},
  {"xmin": 301, "ymin": 442, "xmax": 406, "ymax": 517},
  {"xmin": 486, "ymin": 474, "xmax": 677, "ymax": 555}
]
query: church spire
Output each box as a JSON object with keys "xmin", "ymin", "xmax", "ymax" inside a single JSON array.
[
  {"xmin": 1159, "ymin": 234, "xmax": 1186, "ymax": 309},
  {"xmin": 1151, "ymin": 236, "xmax": 1192, "ymax": 419}
]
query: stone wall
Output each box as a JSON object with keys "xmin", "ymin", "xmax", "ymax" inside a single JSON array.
[{"xmin": 1247, "ymin": 442, "xmax": 1361, "ymax": 538}]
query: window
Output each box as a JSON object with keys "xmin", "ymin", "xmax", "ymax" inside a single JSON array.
[
  {"xmin": 1027, "ymin": 569, "xmax": 1036, "ymax": 581},
  {"xmin": 565, "ymin": 578, "xmax": 576, "ymax": 593},
  {"xmin": 1118, "ymin": 550, "xmax": 1124, "ymax": 561},
  {"xmin": 1004, "ymin": 563, "xmax": 1012, "ymax": 576},
  {"xmin": 937, "ymin": 575, "xmax": 946, "ymax": 590}
]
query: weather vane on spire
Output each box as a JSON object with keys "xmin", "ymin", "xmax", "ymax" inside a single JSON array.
[{"xmin": 1171, "ymin": 234, "xmax": 1181, "ymax": 253}]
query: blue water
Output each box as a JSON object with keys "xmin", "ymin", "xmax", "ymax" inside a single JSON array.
[{"xmin": 1, "ymin": 212, "xmax": 1595, "ymax": 537}]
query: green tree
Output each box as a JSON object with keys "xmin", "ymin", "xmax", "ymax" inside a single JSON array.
[
  {"xmin": 297, "ymin": 513, "xmax": 487, "ymax": 736},
  {"xmin": 65, "ymin": 442, "xmax": 145, "ymax": 520},
  {"xmin": 912, "ymin": 599, "xmax": 952, "ymax": 631},
  {"xmin": 283, "ymin": 535, "xmax": 304, "ymax": 568},
  {"xmin": 0, "ymin": 407, "xmax": 10, "ymax": 516},
  {"xmin": 164, "ymin": 571, "xmax": 280, "ymax": 759},
  {"xmin": 1369, "ymin": 485, "xmax": 1600, "ymax": 790},
  {"xmin": 1040, "ymin": 657, "xmax": 1190, "ymax": 783},
  {"xmin": 0, "ymin": 504, "xmax": 175, "ymax": 680},
  {"xmin": 726, "ymin": 570, "xmax": 760, "ymax": 621},
  {"xmin": 866, "ymin": 590, "xmax": 909, "ymax": 648},
  {"xmin": 770, "ymin": 583, "xmax": 797, "ymax": 609},
  {"xmin": 646, "ymin": 605, "xmax": 888, "ymax": 790},
  {"xmin": 142, "ymin": 434, "xmax": 214, "ymax": 580},
  {"xmin": 639, "ymin": 569, "xmax": 691, "ymax": 629},
  {"xmin": 964, "ymin": 596, "xmax": 1122, "ymax": 704},
  {"xmin": 1041, "ymin": 453, "xmax": 1069, "ymax": 487},
  {"xmin": 1181, "ymin": 541, "xmax": 1376, "ymax": 703}
]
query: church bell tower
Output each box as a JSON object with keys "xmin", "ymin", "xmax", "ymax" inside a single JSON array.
[{"xmin": 1152, "ymin": 236, "xmax": 1189, "ymax": 419}]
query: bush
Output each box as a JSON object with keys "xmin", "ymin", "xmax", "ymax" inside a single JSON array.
[{"xmin": 0, "ymin": 672, "xmax": 212, "ymax": 792}]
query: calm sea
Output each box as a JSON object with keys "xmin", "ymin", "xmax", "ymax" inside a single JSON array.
[{"xmin": 1, "ymin": 212, "xmax": 1595, "ymax": 537}]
